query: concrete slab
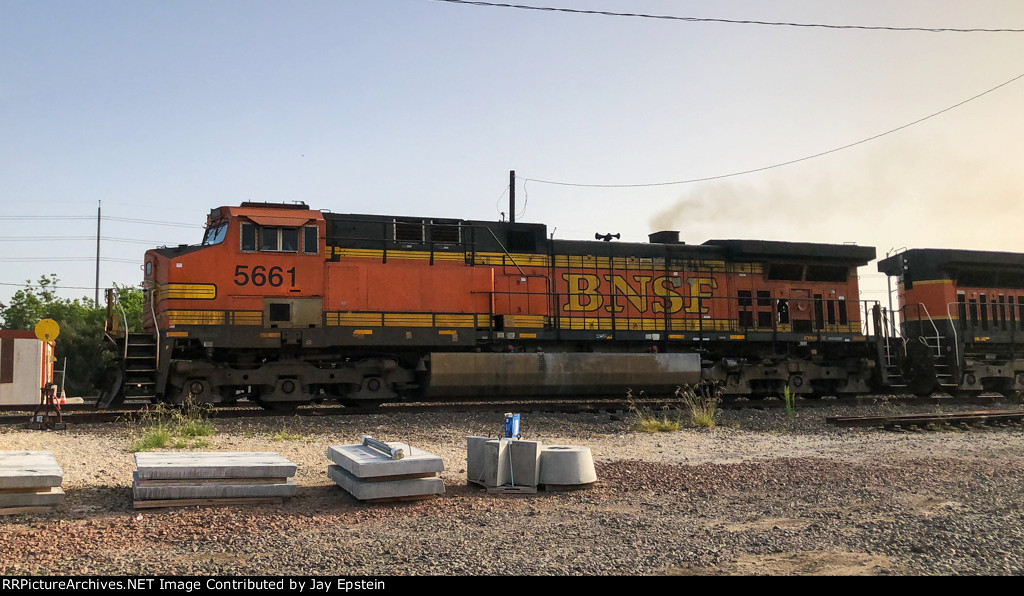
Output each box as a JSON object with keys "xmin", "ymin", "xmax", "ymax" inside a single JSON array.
[
  {"xmin": 0, "ymin": 486, "xmax": 65, "ymax": 508},
  {"xmin": 327, "ymin": 443, "xmax": 443, "ymax": 479},
  {"xmin": 132, "ymin": 473, "xmax": 297, "ymax": 500},
  {"xmin": 135, "ymin": 452, "xmax": 297, "ymax": 480},
  {"xmin": 0, "ymin": 451, "xmax": 63, "ymax": 489},
  {"xmin": 133, "ymin": 497, "xmax": 285, "ymax": 510},
  {"xmin": 328, "ymin": 465, "xmax": 444, "ymax": 501}
]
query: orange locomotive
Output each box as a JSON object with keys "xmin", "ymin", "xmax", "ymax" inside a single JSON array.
[
  {"xmin": 101, "ymin": 202, "xmax": 880, "ymax": 408},
  {"xmin": 878, "ymin": 249, "xmax": 1024, "ymax": 397}
]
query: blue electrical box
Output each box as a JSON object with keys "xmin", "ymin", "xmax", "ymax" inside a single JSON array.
[{"xmin": 504, "ymin": 413, "xmax": 520, "ymax": 439}]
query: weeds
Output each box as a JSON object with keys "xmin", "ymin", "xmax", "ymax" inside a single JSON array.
[
  {"xmin": 132, "ymin": 429, "xmax": 172, "ymax": 451},
  {"xmin": 627, "ymin": 389, "xmax": 679, "ymax": 432},
  {"xmin": 626, "ymin": 382, "xmax": 722, "ymax": 432},
  {"xmin": 126, "ymin": 400, "xmax": 216, "ymax": 452},
  {"xmin": 782, "ymin": 385, "xmax": 796, "ymax": 418},
  {"xmin": 270, "ymin": 430, "xmax": 304, "ymax": 441},
  {"xmin": 676, "ymin": 381, "xmax": 722, "ymax": 429}
]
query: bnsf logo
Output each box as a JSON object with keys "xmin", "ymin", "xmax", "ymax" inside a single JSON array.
[{"xmin": 561, "ymin": 274, "xmax": 717, "ymax": 314}]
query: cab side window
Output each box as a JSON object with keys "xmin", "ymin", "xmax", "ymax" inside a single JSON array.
[
  {"xmin": 241, "ymin": 222, "xmax": 313, "ymax": 254},
  {"xmin": 241, "ymin": 223, "xmax": 257, "ymax": 252},
  {"xmin": 303, "ymin": 226, "xmax": 318, "ymax": 255}
]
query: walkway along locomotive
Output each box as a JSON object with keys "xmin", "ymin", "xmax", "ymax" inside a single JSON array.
[{"xmin": 99, "ymin": 201, "xmax": 954, "ymax": 409}]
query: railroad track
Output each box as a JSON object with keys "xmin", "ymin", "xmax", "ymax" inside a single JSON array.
[
  {"xmin": 0, "ymin": 399, "xmax": 664, "ymax": 426},
  {"xmin": 826, "ymin": 409, "xmax": 1024, "ymax": 430},
  {"xmin": 1, "ymin": 393, "xmax": 1019, "ymax": 427}
]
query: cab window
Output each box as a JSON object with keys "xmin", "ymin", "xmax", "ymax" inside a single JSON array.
[
  {"xmin": 303, "ymin": 226, "xmax": 318, "ymax": 255},
  {"xmin": 261, "ymin": 227, "xmax": 299, "ymax": 252},
  {"xmin": 241, "ymin": 223, "xmax": 257, "ymax": 251},
  {"xmin": 202, "ymin": 223, "xmax": 228, "ymax": 246}
]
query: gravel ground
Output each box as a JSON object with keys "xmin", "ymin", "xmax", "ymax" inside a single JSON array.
[{"xmin": 2, "ymin": 399, "xmax": 1024, "ymax": 576}]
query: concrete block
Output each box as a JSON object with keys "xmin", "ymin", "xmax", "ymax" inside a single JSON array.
[
  {"xmin": 132, "ymin": 473, "xmax": 297, "ymax": 500},
  {"xmin": 506, "ymin": 440, "xmax": 542, "ymax": 488},
  {"xmin": 538, "ymin": 445, "xmax": 597, "ymax": 486},
  {"xmin": 477, "ymin": 439, "xmax": 542, "ymax": 488},
  {"xmin": 466, "ymin": 436, "xmax": 490, "ymax": 486},
  {"xmin": 327, "ymin": 443, "xmax": 443, "ymax": 479},
  {"xmin": 0, "ymin": 451, "xmax": 63, "ymax": 489},
  {"xmin": 135, "ymin": 452, "xmax": 297, "ymax": 480},
  {"xmin": 482, "ymin": 439, "xmax": 509, "ymax": 487},
  {"xmin": 328, "ymin": 465, "xmax": 444, "ymax": 501}
]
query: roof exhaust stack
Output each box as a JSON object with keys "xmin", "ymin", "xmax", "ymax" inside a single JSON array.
[{"xmin": 649, "ymin": 231, "xmax": 682, "ymax": 244}]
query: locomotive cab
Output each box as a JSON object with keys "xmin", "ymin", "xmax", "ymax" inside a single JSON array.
[{"xmin": 143, "ymin": 202, "xmax": 327, "ymax": 334}]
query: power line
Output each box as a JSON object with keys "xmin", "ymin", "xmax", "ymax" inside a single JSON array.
[
  {"xmin": 0, "ymin": 257, "xmax": 138, "ymax": 263},
  {"xmin": 0, "ymin": 236, "xmax": 176, "ymax": 245},
  {"xmin": 431, "ymin": 0, "xmax": 1024, "ymax": 32},
  {"xmin": 521, "ymin": 70, "xmax": 1024, "ymax": 188},
  {"xmin": 104, "ymin": 216, "xmax": 202, "ymax": 228},
  {"xmin": 0, "ymin": 215, "xmax": 201, "ymax": 228},
  {"xmin": 0, "ymin": 281, "xmax": 116, "ymax": 291}
]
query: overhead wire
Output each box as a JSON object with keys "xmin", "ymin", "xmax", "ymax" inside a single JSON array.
[
  {"xmin": 0, "ymin": 236, "xmax": 177, "ymax": 245},
  {"xmin": 0, "ymin": 257, "xmax": 138, "ymax": 263},
  {"xmin": 0, "ymin": 281, "xmax": 103, "ymax": 290},
  {"xmin": 430, "ymin": 0, "xmax": 1024, "ymax": 33},
  {"xmin": 520, "ymin": 70, "xmax": 1024, "ymax": 188},
  {"xmin": 0, "ymin": 215, "xmax": 201, "ymax": 228}
]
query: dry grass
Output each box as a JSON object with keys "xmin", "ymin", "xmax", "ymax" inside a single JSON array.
[{"xmin": 675, "ymin": 381, "xmax": 722, "ymax": 428}]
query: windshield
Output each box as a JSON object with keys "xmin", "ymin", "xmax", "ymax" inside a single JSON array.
[{"xmin": 202, "ymin": 223, "xmax": 228, "ymax": 246}]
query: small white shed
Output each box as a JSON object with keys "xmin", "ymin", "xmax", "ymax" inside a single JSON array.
[{"xmin": 0, "ymin": 330, "xmax": 55, "ymax": 406}]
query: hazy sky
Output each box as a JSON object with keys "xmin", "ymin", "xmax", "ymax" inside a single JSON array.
[{"xmin": 2, "ymin": 0, "xmax": 1023, "ymax": 310}]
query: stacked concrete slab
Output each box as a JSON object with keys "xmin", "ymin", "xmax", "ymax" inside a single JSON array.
[
  {"xmin": 132, "ymin": 452, "xmax": 297, "ymax": 509},
  {"xmin": 0, "ymin": 451, "xmax": 64, "ymax": 515},
  {"xmin": 467, "ymin": 437, "xmax": 597, "ymax": 492},
  {"xmin": 327, "ymin": 438, "xmax": 444, "ymax": 502}
]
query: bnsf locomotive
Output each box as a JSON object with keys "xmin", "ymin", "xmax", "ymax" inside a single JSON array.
[
  {"xmin": 98, "ymin": 201, "xmax": 1013, "ymax": 409},
  {"xmin": 877, "ymin": 249, "xmax": 1024, "ymax": 398}
]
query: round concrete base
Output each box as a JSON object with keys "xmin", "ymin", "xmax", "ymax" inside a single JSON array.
[{"xmin": 538, "ymin": 445, "xmax": 597, "ymax": 486}]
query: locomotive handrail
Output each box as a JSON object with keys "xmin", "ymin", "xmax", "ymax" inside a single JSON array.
[
  {"xmin": 140, "ymin": 280, "xmax": 161, "ymax": 371},
  {"xmin": 115, "ymin": 290, "xmax": 129, "ymax": 363},
  {"xmin": 478, "ymin": 227, "xmax": 526, "ymax": 276},
  {"xmin": 946, "ymin": 301, "xmax": 961, "ymax": 373},
  {"xmin": 475, "ymin": 289, "xmax": 871, "ymax": 337},
  {"xmin": 902, "ymin": 302, "xmax": 943, "ymax": 358}
]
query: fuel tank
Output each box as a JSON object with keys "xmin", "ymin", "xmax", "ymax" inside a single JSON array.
[{"xmin": 426, "ymin": 352, "xmax": 702, "ymax": 397}]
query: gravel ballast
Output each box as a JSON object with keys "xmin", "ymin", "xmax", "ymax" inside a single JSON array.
[{"xmin": 2, "ymin": 400, "xmax": 1024, "ymax": 576}]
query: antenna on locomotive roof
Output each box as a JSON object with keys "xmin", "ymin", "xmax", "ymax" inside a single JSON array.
[{"xmin": 509, "ymin": 170, "xmax": 516, "ymax": 224}]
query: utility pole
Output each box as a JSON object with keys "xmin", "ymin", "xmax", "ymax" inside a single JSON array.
[{"xmin": 95, "ymin": 201, "xmax": 101, "ymax": 306}]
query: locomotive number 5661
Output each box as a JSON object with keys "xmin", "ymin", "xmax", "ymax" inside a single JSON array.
[{"xmin": 233, "ymin": 265, "xmax": 297, "ymax": 288}]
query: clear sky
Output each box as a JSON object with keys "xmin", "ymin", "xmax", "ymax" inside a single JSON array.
[{"xmin": 2, "ymin": 0, "xmax": 1023, "ymax": 311}]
